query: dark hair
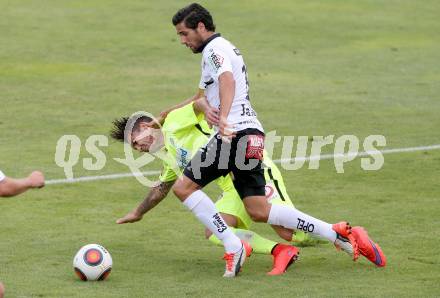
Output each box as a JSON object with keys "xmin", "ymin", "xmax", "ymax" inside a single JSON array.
[
  {"xmin": 172, "ymin": 3, "xmax": 215, "ymax": 31},
  {"xmin": 110, "ymin": 115, "xmax": 152, "ymax": 143}
]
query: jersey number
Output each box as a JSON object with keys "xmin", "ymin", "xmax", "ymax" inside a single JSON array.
[
  {"xmin": 242, "ymin": 64, "xmax": 250, "ymax": 101},
  {"xmin": 234, "ymin": 47, "xmax": 250, "ymax": 101}
]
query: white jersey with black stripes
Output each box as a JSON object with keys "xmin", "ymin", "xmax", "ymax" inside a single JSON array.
[{"xmin": 198, "ymin": 34, "xmax": 264, "ymax": 133}]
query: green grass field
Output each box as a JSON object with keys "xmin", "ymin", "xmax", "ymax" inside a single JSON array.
[{"xmin": 1, "ymin": 0, "xmax": 440, "ymax": 297}]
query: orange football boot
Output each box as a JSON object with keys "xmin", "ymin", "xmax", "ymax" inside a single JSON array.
[
  {"xmin": 333, "ymin": 222, "xmax": 386, "ymax": 267},
  {"xmin": 351, "ymin": 226, "xmax": 386, "ymax": 267},
  {"xmin": 223, "ymin": 240, "xmax": 252, "ymax": 278},
  {"xmin": 332, "ymin": 221, "xmax": 359, "ymax": 260},
  {"xmin": 267, "ymin": 244, "xmax": 299, "ymax": 276}
]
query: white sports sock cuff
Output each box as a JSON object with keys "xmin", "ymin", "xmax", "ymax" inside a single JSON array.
[
  {"xmin": 182, "ymin": 190, "xmax": 205, "ymax": 210},
  {"xmin": 267, "ymin": 204, "xmax": 282, "ymax": 226}
]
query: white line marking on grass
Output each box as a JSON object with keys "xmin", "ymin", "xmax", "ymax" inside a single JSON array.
[
  {"xmin": 273, "ymin": 144, "xmax": 440, "ymax": 163},
  {"xmin": 46, "ymin": 144, "xmax": 440, "ymax": 185},
  {"xmin": 46, "ymin": 171, "xmax": 161, "ymax": 185}
]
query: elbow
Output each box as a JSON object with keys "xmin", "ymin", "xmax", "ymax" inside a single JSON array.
[
  {"xmin": 0, "ymin": 189, "xmax": 15, "ymax": 197},
  {"xmin": 150, "ymin": 197, "xmax": 162, "ymax": 206},
  {"xmin": 0, "ymin": 179, "xmax": 19, "ymax": 197},
  {"xmin": 0, "ymin": 181, "xmax": 23, "ymax": 198}
]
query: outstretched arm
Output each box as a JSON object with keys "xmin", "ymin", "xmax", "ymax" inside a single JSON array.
[
  {"xmin": 150, "ymin": 89, "xmax": 205, "ymax": 127},
  {"xmin": 0, "ymin": 171, "xmax": 45, "ymax": 197},
  {"xmin": 116, "ymin": 180, "xmax": 176, "ymax": 224}
]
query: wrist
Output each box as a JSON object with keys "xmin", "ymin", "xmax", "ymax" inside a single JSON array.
[
  {"xmin": 25, "ymin": 177, "xmax": 35, "ymax": 188},
  {"xmin": 219, "ymin": 107, "xmax": 228, "ymax": 119},
  {"xmin": 219, "ymin": 114, "xmax": 228, "ymax": 121}
]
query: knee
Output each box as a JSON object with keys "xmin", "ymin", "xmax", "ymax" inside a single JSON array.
[
  {"xmin": 173, "ymin": 177, "xmax": 202, "ymax": 201},
  {"xmin": 172, "ymin": 182, "xmax": 184, "ymax": 199},
  {"xmin": 172, "ymin": 179, "xmax": 191, "ymax": 200},
  {"xmin": 247, "ymin": 208, "xmax": 269, "ymax": 222},
  {"xmin": 244, "ymin": 201, "xmax": 271, "ymax": 222}
]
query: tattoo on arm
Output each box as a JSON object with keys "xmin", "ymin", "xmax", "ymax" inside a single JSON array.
[{"xmin": 136, "ymin": 181, "xmax": 175, "ymax": 215}]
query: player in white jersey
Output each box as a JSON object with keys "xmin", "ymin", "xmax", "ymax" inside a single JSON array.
[
  {"xmin": 0, "ymin": 169, "xmax": 44, "ymax": 197},
  {"xmin": 0, "ymin": 169, "xmax": 45, "ymax": 297},
  {"xmin": 198, "ymin": 34, "xmax": 263, "ymax": 133},
  {"xmin": 167, "ymin": 3, "xmax": 386, "ymax": 277}
]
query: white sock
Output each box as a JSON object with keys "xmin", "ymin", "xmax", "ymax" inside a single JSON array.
[
  {"xmin": 183, "ymin": 190, "xmax": 242, "ymax": 253},
  {"xmin": 267, "ymin": 204, "xmax": 337, "ymax": 243}
]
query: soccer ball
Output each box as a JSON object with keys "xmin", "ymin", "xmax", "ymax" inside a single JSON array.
[{"xmin": 73, "ymin": 244, "xmax": 112, "ymax": 281}]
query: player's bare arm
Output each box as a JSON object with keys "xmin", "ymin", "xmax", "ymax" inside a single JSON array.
[
  {"xmin": 218, "ymin": 71, "xmax": 236, "ymax": 137},
  {"xmin": 149, "ymin": 89, "xmax": 205, "ymax": 127},
  {"xmin": 0, "ymin": 171, "xmax": 45, "ymax": 197},
  {"xmin": 193, "ymin": 97, "xmax": 219, "ymax": 127},
  {"xmin": 116, "ymin": 180, "xmax": 175, "ymax": 224}
]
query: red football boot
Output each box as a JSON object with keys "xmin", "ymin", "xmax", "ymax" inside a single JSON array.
[
  {"xmin": 333, "ymin": 222, "xmax": 386, "ymax": 267},
  {"xmin": 267, "ymin": 244, "xmax": 299, "ymax": 276},
  {"xmin": 332, "ymin": 221, "xmax": 359, "ymax": 260},
  {"xmin": 351, "ymin": 226, "xmax": 386, "ymax": 267}
]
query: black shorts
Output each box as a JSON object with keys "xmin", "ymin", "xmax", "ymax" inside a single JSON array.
[{"xmin": 183, "ymin": 128, "xmax": 266, "ymax": 199}]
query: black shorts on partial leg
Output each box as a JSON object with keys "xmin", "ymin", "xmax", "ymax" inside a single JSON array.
[{"xmin": 183, "ymin": 128, "xmax": 266, "ymax": 199}]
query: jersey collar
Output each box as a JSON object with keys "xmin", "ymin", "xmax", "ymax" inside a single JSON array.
[{"xmin": 196, "ymin": 33, "xmax": 221, "ymax": 53}]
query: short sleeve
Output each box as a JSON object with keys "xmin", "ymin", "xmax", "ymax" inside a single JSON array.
[
  {"xmin": 158, "ymin": 162, "xmax": 178, "ymax": 183},
  {"xmin": 205, "ymin": 49, "xmax": 233, "ymax": 81},
  {"xmin": 0, "ymin": 170, "xmax": 5, "ymax": 182},
  {"xmin": 164, "ymin": 103, "xmax": 200, "ymax": 132}
]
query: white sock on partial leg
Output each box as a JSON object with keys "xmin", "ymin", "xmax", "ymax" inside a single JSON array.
[
  {"xmin": 267, "ymin": 204, "xmax": 337, "ymax": 243},
  {"xmin": 183, "ymin": 190, "xmax": 242, "ymax": 253}
]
